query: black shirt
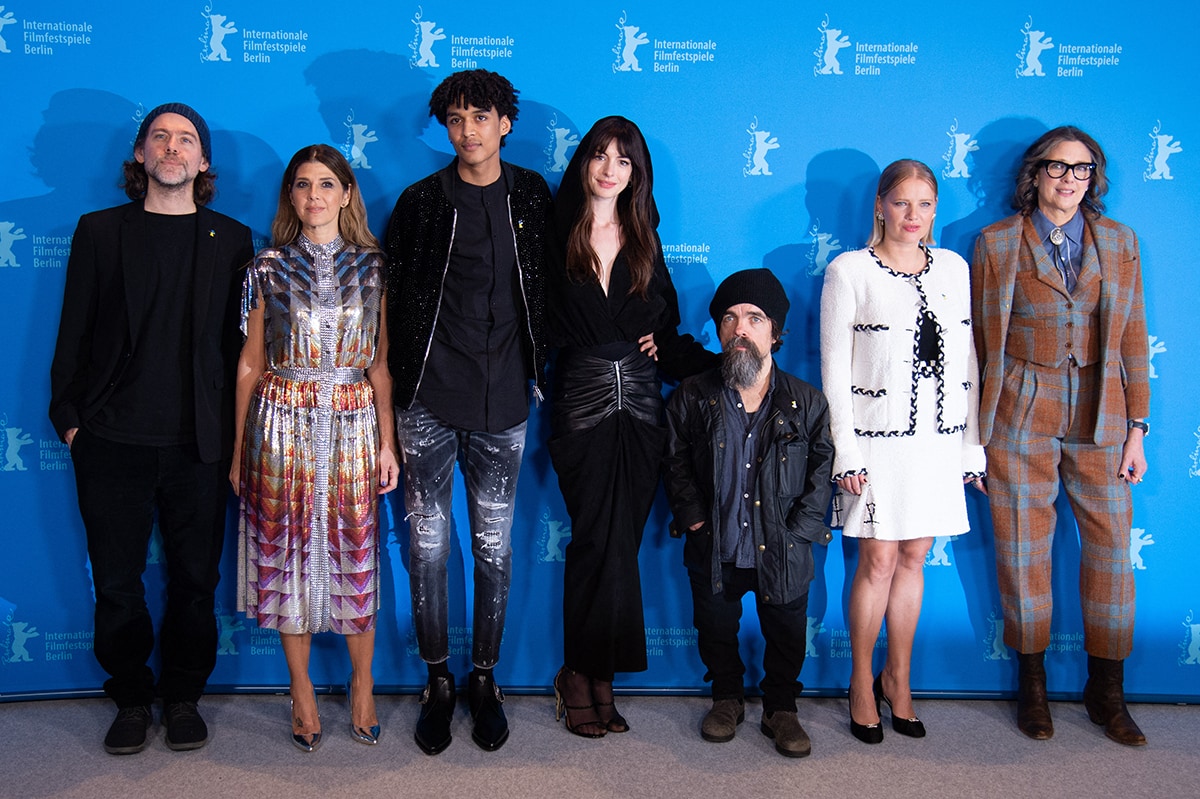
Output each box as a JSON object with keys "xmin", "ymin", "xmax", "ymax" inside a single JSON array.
[
  {"xmin": 90, "ymin": 212, "xmax": 196, "ymax": 445},
  {"xmin": 417, "ymin": 170, "xmax": 528, "ymax": 432}
]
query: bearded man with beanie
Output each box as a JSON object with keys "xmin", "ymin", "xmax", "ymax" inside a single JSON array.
[
  {"xmin": 49, "ymin": 102, "xmax": 252, "ymax": 754},
  {"xmin": 663, "ymin": 268, "xmax": 834, "ymax": 758}
]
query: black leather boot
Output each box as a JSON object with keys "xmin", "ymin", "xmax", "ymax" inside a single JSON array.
[
  {"xmin": 467, "ymin": 669, "xmax": 509, "ymax": 751},
  {"xmin": 1016, "ymin": 651, "xmax": 1053, "ymax": 740},
  {"xmin": 414, "ymin": 674, "xmax": 456, "ymax": 755},
  {"xmin": 1083, "ymin": 656, "xmax": 1147, "ymax": 746}
]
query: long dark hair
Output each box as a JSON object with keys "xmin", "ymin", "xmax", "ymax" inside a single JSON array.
[
  {"xmin": 1012, "ymin": 125, "xmax": 1108, "ymax": 217},
  {"xmin": 555, "ymin": 116, "xmax": 659, "ymax": 298},
  {"xmin": 270, "ymin": 144, "xmax": 378, "ymax": 249}
]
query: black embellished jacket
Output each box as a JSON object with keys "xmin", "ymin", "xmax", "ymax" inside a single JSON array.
[
  {"xmin": 384, "ymin": 160, "xmax": 553, "ymax": 410},
  {"xmin": 664, "ymin": 366, "xmax": 835, "ymax": 603}
]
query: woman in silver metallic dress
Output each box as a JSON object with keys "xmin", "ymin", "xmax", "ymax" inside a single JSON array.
[{"xmin": 231, "ymin": 145, "xmax": 399, "ymax": 752}]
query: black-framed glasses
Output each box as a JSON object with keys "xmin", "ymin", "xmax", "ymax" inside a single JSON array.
[{"xmin": 1042, "ymin": 160, "xmax": 1096, "ymax": 180}]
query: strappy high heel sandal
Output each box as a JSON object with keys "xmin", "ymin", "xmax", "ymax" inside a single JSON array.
[{"xmin": 552, "ymin": 667, "xmax": 606, "ymax": 739}]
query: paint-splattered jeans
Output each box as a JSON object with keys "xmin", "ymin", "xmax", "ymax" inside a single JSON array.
[{"xmin": 396, "ymin": 401, "xmax": 525, "ymax": 669}]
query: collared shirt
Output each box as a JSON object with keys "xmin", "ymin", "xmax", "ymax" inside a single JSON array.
[
  {"xmin": 716, "ymin": 371, "xmax": 776, "ymax": 568},
  {"xmin": 1032, "ymin": 208, "xmax": 1084, "ymax": 293},
  {"xmin": 417, "ymin": 169, "xmax": 527, "ymax": 432}
]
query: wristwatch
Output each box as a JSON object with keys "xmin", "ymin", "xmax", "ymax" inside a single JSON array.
[{"xmin": 1127, "ymin": 419, "xmax": 1149, "ymax": 436}]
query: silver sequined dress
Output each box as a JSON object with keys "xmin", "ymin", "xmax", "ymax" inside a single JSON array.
[{"xmin": 236, "ymin": 235, "xmax": 385, "ymax": 634}]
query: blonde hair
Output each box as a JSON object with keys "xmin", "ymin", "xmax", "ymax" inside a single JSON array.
[{"xmin": 866, "ymin": 159, "xmax": 938, "ymax": 248}]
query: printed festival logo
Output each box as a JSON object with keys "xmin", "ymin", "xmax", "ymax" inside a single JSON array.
[
  {"xmin": 216, "ymin": 603, "xmax": 246, "ymax": 655},
  {"xmin": 538, "ymin": 509, "xmax": 570, "ymax": 563},
  {"xmin": 341, "ymin": 110, "xmax": 378, "ymax": 170},
  {"xmin": 984, "ymin": 609, "xmax": 1010, "ymax": 660},
  {"xmin": 199, "ymin": 5, "xmax": 238, "ymax": 62},
  {"xmin": 409, "ymin": 6, "xmax": 445, "ymax": 68},
  {"xmin": 742, "ymin": 117, "xmax": 779, "ymax": 177},
  {"xmin": 1181, "ymin": 610, "xmax": 1200, "ymax": 665},
  {"xmin": 805, "ymin": 617, "xmax": 825, "ymax": 657},
  {"xmin": 1129, "ymin": 528, "xmax": 1154, "ymax": 571},
  {"xmin": 0, "ymin": 5, "xmax": 17, "ymax": 54},
  {"xmin": 813, "ymin": 15, "xmax": 851, "ymax": 76},
  {"xmin": 611, "ymin": 11, "xmax": 649, "ymax": 73},
  {"xmin": 1147, "ymin": 333, "xmax": 1167, "ymax": 378},
  {"xmin": 1, "ymin": 414, "xmax": 34, "ymax": 472},
  {"xmin": 806, "ymin": 220, "xmax": 842, "ymax": 277},
  {"xmin": 1189, "ymin": 425, "xmax": 1200, "ymax": 479},
  {"xmin": 925, "ymin": 536, "xmax": 954, "ymax": 567},
  {"xmin": 1015, "ymin": 16, "xmax": 1054, "ymax": 77},
  {"xmin": 1144, "ymin": 121, "xmax": 1183, "ymax": 181},
  {"xmin": 0, "ymin": 219, "xmax": 27, "ymax": 267},
  {"xmin": 941, "ymin": 119, "xmax": 979, "ymax": 179},
  {"xmin": 544, "ymin": 114, "xmax": 579, "ymax": 174},
  {"xmin": 2, "ymin": 596, "xmax": 39, "ymax": 664}
]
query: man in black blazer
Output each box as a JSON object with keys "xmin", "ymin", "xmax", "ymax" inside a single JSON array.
[{"xmin": 49, "ymin": 103, "xmax": 253, "ymax": 755}]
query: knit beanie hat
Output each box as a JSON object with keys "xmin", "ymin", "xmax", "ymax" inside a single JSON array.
[
  {"xmin": 135, "ymin": 102, "xmax": 212, "ymax": 161},
  {"xmin": 709, "ymin": 268, "xmax": 790, "ymax": 328}
]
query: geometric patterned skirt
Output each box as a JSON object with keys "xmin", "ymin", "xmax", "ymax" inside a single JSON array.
[{"xmin": 237, "ymin": 372, "xmax": 380, "ymax": 635}]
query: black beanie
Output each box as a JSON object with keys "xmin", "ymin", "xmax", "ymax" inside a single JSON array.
[
  {"xmin": 135, "ymin": 102, "xmax": 212, "ymax": 161},
  {"xmin": 709, "ymin": 268, "xmax": 790, "ymax": 328}
]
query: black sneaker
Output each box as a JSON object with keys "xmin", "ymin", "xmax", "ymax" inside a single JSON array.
[
  {"xmin": 104, "ymin": 706, "xmax": 152, "ymax": 755},
  {"xmin": 164, "ymin": 701, "xmax": 209, "ymax": 751}
]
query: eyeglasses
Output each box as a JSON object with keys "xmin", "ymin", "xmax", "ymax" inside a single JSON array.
[{"xmin": 1042, "ymin": 160, "xmax": 1096, "ymax": 180}]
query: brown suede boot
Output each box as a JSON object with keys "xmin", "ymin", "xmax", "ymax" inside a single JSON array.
[
  {"xmin": 1016, "ymin": 651, "xmax": 1053, "ymax": 740},
  {"xmin": 1082, "ymin": 656, "xmax": 1147, "ymax": 746}
]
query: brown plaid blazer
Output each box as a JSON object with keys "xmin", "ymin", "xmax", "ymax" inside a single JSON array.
[{"xmin": 971, "ymin": 213, "xmax": 1150, "ymax": 447}]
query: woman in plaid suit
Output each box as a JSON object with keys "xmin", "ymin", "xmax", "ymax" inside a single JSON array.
[{"xmin": 972, "ymin": 126, "xmax": 1150, "ymax": 747}]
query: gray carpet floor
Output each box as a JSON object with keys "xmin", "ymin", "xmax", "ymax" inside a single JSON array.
[{"xmin": 1, "ymin": 694, "xmax": 1195, "ymax": 798}]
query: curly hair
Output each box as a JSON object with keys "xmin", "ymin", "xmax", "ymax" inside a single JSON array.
[
  {"xmin": 121, "ymin": 160, "xmax": 216, "ymax": 206},
  {"xmin": 270, "ymin": 144, "xmax": 379, "ymax": 250},
  {"xmin": 428, "ymin": 69, "xmax": 519, "ymax": 145},
  {"xmin": 1011, "ymin": 125, "xmax": 1108, "ymax": 217},
  {"xmin": 866, "ymin": 159, "xmax": 937, "ymax": 248}
]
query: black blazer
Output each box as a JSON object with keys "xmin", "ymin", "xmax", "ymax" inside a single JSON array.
[{"xmin": 49, "ymin": 201, "xmax": 253, "ymax": 463}]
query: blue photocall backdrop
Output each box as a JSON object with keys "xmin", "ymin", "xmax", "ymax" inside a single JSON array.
[{"xmin": 1, "ymin": 1, "xmax": 1197, "ymax": 702}]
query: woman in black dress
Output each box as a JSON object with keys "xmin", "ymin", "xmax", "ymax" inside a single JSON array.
[{"xmin": 549, "ymin": 116, "xmax": 716, "ymax": 737}]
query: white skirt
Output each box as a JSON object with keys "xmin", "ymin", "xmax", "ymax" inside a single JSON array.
[{"xmin": 834, "ymin": 376, "xmax": 971, "ymax": 541}]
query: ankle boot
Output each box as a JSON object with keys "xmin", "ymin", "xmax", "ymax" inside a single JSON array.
[
  {"xmin": 1016, "ymin": 651, "xmax": 1053, "ymax": 740},
  {"xmin": 1082, "ymin": 656, "xmax": 1146, "ymax": 746}
]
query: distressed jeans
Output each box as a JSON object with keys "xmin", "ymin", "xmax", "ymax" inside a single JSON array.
[{"xmin": 397, "ymin": 401, "xmax": 525, "ymax": 669}]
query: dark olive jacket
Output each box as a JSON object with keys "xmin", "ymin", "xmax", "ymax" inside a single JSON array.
[{"xmin": 664, "ymin": 365, "xmax": 835, "ymax": 603}]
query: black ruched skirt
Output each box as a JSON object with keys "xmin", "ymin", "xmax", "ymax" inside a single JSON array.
[{"xmin": 549, "ymin": 345, "xmax": 667, "ymax": 678}]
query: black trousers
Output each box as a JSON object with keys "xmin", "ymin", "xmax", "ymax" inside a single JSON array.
[
  {"xmin": 689, "ymin": 563, "xmax": 808, "ymax": 714},
  {"xmin": 70, "ymin": 428, "xmax": 227, "ymax": 707}
]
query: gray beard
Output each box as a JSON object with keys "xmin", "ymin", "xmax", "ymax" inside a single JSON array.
[{"xmin": 721, "ymin": 338, "xmax": 766, "ymax": 390}]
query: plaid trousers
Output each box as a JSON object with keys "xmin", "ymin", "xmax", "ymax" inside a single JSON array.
[{"xmin": 986, "ymin": 358, "xmax": 1135, "ymax": 660}]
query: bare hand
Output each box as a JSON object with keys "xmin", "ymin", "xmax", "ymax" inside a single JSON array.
[
  {"xmin": 638, "ymin": 333, "xmax": 658, "ymax": 361},
  {"xmin": 964, "ymin": 475, "xmax": 987, "ymax": 495},
  {"xmin": 377, "ymin": 447, "xmax": 400, "ymax": 495},
  {"xmin": 65, "ymin": 427, "xmax": 78, "ymax": 449},
  {"xmin": 1118, "ymin": 429, "xmax": 1148, "ymax": 485},
  {"xmin": 228, "ymin": 459, "xmax": 241, "ymax": 496},
  {"xmin": 837, "ymin": 473, "xmax": 867, "ymax": 495}
]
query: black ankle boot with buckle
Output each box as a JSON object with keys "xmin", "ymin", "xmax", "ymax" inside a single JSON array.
[
  {"xmin": 468, "ymin": 669, "xmax": 509, "ymax": 751},
  {"xmin": 415, "ymin": 673, "xmax": 456, "ymax": 755}
]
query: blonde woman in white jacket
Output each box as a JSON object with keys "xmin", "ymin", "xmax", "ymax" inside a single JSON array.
[{"xmin": 820, "ymin": 159, "xmax": 985, "ymax": 745}]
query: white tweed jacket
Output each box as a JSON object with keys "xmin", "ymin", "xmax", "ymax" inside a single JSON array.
[{"xmin": 819, "ymin": 246, "xmax": 985, "ymax": 479}]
